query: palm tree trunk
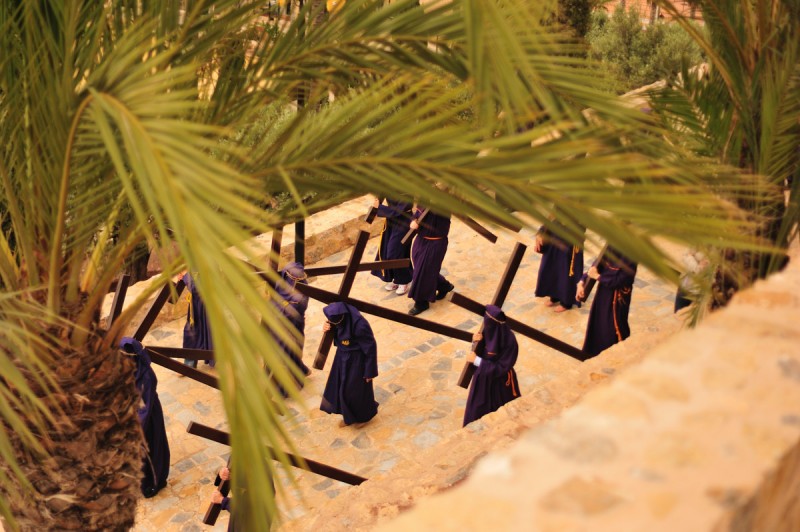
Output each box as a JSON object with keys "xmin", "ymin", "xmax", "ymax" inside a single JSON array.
[{"xmin": 2, "ymin": 336, "xmax": 142, "ymax": 530}]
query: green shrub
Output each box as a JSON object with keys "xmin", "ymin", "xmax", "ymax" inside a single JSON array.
[{"xmin": 586, "ymin": 6, "xmax": 705, "ymax": 92}]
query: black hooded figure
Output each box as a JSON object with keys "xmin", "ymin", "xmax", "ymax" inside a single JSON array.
[
  {"xmin": 534, "ymin": 220, "xmax": 584, "ymax": 311},
  {"xmin": 407, "ymin": 207, "xmax": 455, "ymax": 315},
  {"xmin": 320, "ymin": 302, "xmax": 379, "ymax": 425},
  {"xmin": 463, "ymin": 305, "xmax": 521, "ymax": 427},
  {"xmin": 120, "ymin": 337, "xmax": 170, "ymax": 498},
  {"xmin": 182, "ymin": 272, "xmax": 214, "ymax": 367},
  {"xmin": 272, "ymin": 262, "xmax": 311, "ymax": 394},
  {"xmin": 370, "ymin": 199, "xmax": 414, "ymax": 292},
  {"xmin": 579, "ymin": 248, "xmax": 637, "ymax": 359}
]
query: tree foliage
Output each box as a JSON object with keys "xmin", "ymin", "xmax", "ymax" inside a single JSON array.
[
  {"xmin": 586, "ymin": 6, "xmax": 706, "ymax": 92},
  {"xmin": 650, "ymin": 0, "xmax": 799, "ymax": 300},
  {"xmin": 0, "ymin": 0, "xmax": 771, "ymax": 529}
]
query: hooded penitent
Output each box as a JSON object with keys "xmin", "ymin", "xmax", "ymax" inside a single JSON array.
[
  {"xmin": 120, "ymin": 337, "xmax": 170, "ymax": 497},
  {"xmin": 320, "ymin": 302, "xmax": 379, "ymax": 425},
  {"xmin": 463, "ymin": 305, "xmax": 520, "ymax": 427}
]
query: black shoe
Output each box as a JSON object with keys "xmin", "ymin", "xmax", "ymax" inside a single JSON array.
[
  {"xmin": 436, "ymin": 282, "xmax": 455, "ymax": 301},
  {"xmin": 408, "ymin": 302, "xmax": 430, "ymax": 316}
]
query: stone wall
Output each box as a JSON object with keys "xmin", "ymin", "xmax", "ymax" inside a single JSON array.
[
  {"xmin": 371, "ymin": 246, "xmax": 800, "ymax": 531},
  {"xmin": 283, "ymin": 311, "xmax": 685, "ymax": 531}
]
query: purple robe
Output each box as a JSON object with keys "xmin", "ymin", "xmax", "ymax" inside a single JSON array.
[
  {"xmin": 407, "ymin": 209, "xmax": 452, "ymax": 303},
  {"xmin": 534, "ymin": 224, "xmax": 584, "ymax": 309},
  {"xmin": 120, "ymin": 337, "xmax": 170, "ymax": 498},
  {"xmin": 273, "ymin": 262, "xmax": 310, "ymax": 394},
  {"xmin": 463, "ymin": 305, "xmax": 520, "ymax": 426},
  {"xmin": 371, "ymin": 200, "xmax": 413, "ymax": 285},
  {"xmin": 183, "ymin": 273, "xmax": 214, "ymax": 367},
  {"xmin": 320, "ymin": 302, "xmax": 379, "ymax": 425},
  {"xmin": 581, "ymin": 249, "xmax": 637, "ymax": 359}
]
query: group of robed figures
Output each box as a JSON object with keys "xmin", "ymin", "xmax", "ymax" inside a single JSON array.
[{"xmin": 122, "ymin": 199, "xmax": 639, "ymax": 518}]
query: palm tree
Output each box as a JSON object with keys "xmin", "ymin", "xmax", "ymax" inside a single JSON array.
[
  {"xmin": 0, "ymin": 0, "xmax": 766, "ymax": 529},
  {"xmin": 651, "ymin": 0, "xmax": 799, "ymax": 306}
]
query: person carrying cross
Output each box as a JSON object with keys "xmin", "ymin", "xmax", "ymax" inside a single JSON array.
[
  {"xmin": 370, "ymin": 197, "xmax": 414, "ymax": 296},
  {"xmin": 463, "ymin": 305, "xmax": 521, "ymax": 426},
  {"xmin": 534, "ymin": 216, "xmax": 585, "ymax": 312},
  {"xmin": 407, "ymin": 206, "xmax": 455, "ymax": 316},
  {"xmin": 120, "ymin": 337, "xmax": 170, "ymax": 498},
  {"xmin": 320, "ymin": 302, "xmax": 379, "ymax": 426},
  {"xmin": 577, "ymin": 246, "xmax": 638, "ymax": 359},
  {"xmin": 270, "ymin": 262, "xmax": 311, "ymax": 396}
]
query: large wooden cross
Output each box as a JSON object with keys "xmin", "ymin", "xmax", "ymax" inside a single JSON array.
[
  {"xmin": 448, "ymin": 291, "xmax": 587, "ymax": 382},
  {"xmin": 110, "ymin": 270, "xmax": 219, "ymax": 388},
  {"xmin": 401, "ymin": 207, "xmax": 507, "ymax": 246},
  {"xmin": 187, "ymin": 421, "xmax": 367, "ymax": 486},
  {"xmin": 454, "ymin": 242, "xmax": 527, "ymax": 388}
]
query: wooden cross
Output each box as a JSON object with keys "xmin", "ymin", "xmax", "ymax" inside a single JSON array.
[
  {"xmin": 447, "ymin": 291, "xmax": 586, "ymax": 363},
  {"xmin": 132, "ymin": 277, "xmax": 186, "ymax": 342},
  {"xmin": 454, "ymin": 242, "xmax": 527, "ymax": 388},
  {"xmin": 295, "ymin": 282, "xmax": 473, "ymax": 343},
  {"xmin": 311, "ymin": 203, "xmax": 381, "ymax": 370},
  {"xmin": 576, "ymin": 244, "xmax": 607, "ymax": 306},
  {"xmin": 187, "ymin": 421, "xmax": 367, "ymax": 486},
  {"xmin": 108, "ymin": 274, "xmax": 131, "ymax": 327},
  {"xmin": 303, "ymin": 258, "xmax": 410, "ymax": 277},
  {"xmin": 204, "ymin": 457, "xmax": 232, "ymax": 525}
]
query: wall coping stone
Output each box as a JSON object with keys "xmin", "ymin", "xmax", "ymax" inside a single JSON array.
[{"xmin": 374, "ymin": 245, "xmax": 800, "ymax": 531}]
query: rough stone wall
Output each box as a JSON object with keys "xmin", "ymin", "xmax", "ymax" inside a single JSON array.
[
  {"xmin": 374, "ymin": 246, "xmax": 800, "ymax": 531},
  {"xmin": 282, "ymin": 313, "xmax": 684, "ymax": 531}
]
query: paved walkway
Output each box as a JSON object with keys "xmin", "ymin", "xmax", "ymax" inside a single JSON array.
[{"xmin": 133, "ymin": 214, "xmax": 678, "ymax": 531}]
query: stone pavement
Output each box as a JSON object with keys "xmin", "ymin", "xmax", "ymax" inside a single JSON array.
[{"xmin": 132, "ymin": 213, "xmax": 679, "ymax": 531}]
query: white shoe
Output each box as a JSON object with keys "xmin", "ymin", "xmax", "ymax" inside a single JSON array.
[
  {"xmin": 384, "ymin": 283, "xmax": 398, "ymax": 291},
  {"xmin": 395, "ymin": 284, "xmax": 409, "ymax": 295}
]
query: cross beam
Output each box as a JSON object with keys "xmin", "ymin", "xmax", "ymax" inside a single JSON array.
[
  {"xmin": 400, "ymin": 207, "xmax": 429, "ymax": 245},
  {"xmin": 295, "ymin": 283, "xmax": 473, "ymax": 343},
  {"xmin": 204, "ymin": 457, "xmax": 232, "ymax": 525},
  {"xmin": 577, "ymin": 244, "xmax": 607, "ymax": 305},
  {"xmin": 454, "ymin": 214, "xmax": 498, "ymax": 243},
  {"xmin": 401, "ymin": 207, "xmax": 505, "ymax": 245},
  {"xmin": 455, "ymin": 242, "xmax": 527, "ymax": 388},
  {"xmin": 187, "ymin": 422, "xmax": 367, "ymax": 486},
  {"xmin": 448, "ymin": 291, "xmax": 586, "ymax": 362},
  {"xmin": 303, "ymin": 259, "xmax": 410, "ymax": 277},
  {"xmin": 109, "ymin": 274, "xmax": 131, "ymax": 327},
  {"xmin": 146, "ymin": 348, "xmax": 220, "ymax": 388},
  {"xmin": 133, "ymin": 279, "xmax": 186, "ymax": 342}
]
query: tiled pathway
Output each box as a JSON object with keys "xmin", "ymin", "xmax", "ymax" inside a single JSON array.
[{"xmin": 133, "ymin": 216, "xmax": 678, "ymax": 531}]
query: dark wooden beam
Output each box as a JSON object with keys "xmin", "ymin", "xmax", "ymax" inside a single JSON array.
[
  {"xmin": 454, "ymin": 215, "xmax": 498, "ymax": 244},
  {"xmin": 147, "ymin": 349, "xmax": 219, "ymax": 389},
  {"xmin": 203, "ymin": 457, "xmax": 231, "ymax": 525},
  {"xmin": 267, "ymin": 228, "xmax": 283, "ymax": 290},
  {"xmin": 577, "ymin": 245, "xmax": 607, "ymax": 305},
  {"xmin": 296, "ymin": 283, "xmax": 473, "ymax": 342},
  {"xmin": 187, "ymin": 422, "xmax": 368, "ymax": 486},
  {"xmin": 294, "ymin": 220, "xmax": 305, "ymax": 266},
  {"xmin": 304, "ymin": 259, "xmax": 410, "ymax": 277},
  {"xmin": 146, "ymin": 346, "xmax": 214, "ymax": 361},
  {"xmin": 109, "ymin": 274, "xmax": 131, "ymax": 327},
  {"xmin": 456, "ymin": 243, "xmax": 527, "ymax": 388},
  {"xmin": 448, "ymin": 291, "xmax": 585, "ymax": 361},
  {"xmin": 133, "ymin": 279, "xmax": 186, "ymax": 341},
  {"xmin": 401, "ymin": 208, "xmax": 429, "ymax": 245}
]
